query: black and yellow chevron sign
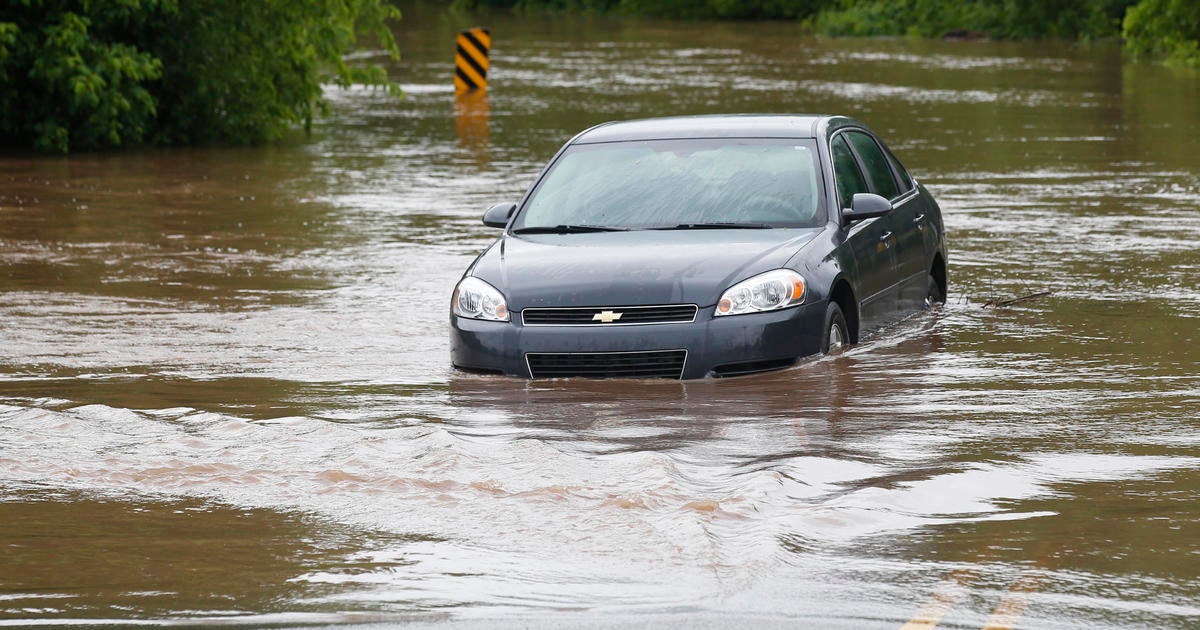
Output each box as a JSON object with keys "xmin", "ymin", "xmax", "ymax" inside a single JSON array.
[{"xmin": 455, "ymin": 28, "xmax": 491, "ymax": 93}]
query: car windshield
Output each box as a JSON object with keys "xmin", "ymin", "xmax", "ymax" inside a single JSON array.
[{"xmin": 513, "ymin": 138, "xmax": 825, "ymax": 231}]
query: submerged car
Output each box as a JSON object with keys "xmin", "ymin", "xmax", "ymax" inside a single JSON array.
[{"xmin": 450, "ymin": 114, "xmax": 947, "ymax": 379}]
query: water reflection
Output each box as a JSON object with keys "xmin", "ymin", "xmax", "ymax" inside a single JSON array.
[
  {"xmin": 455, "ymin": 91, "xmax": 491, "ymax": 161},
  {"xmin": 0, "ymin": 376, "xmax": 443, "ymax": 422},
  {"xmin": 0, "ymin": 147, "xmax": 340, "ymax": 307},
  {"xmin": 443, "ymin": 331, "xmax": 918, "ymax": 452},
  {"xmin": 0, "ymin": 488, "xmax": 434, "ymax": 624}
]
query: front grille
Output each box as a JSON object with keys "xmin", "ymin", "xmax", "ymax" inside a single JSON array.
[
  {"xmin": 522, "ymin": 304, "xmax": 698, "ymax": 326},
  {"xmin": 526, "ymin": 350, "xmax": 687, "ymax": 379}
]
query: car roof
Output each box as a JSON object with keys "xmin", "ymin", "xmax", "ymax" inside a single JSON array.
[{"xmin": 571, "ymin": 114, "xmax": 854, "ymax": 144}]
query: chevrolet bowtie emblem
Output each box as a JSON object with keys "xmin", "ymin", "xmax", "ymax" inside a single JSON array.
[{"xmin": 592, "ymin": 310, "xmax": 623, "ymax": 323}]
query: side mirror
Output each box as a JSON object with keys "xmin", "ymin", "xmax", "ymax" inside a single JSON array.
[
  {"xmin": 842, "ymin": 193, "xmax": 892, "ymax": 223},
  {"xmin": 482, "ymin": 202, "xmax": 517, "ymax": 228}
]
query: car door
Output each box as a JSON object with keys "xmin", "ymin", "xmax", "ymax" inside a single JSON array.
[
  {"xmin": 831, "ymin": 133, "xmax": 897, "ymax": 331},
  {"xmin": 844, "ymin": 130, "xmax": 926, "ymax": 315},
  {"xmin": 881, "ymin": 143, "xmax": 934, "ymax": 310}
]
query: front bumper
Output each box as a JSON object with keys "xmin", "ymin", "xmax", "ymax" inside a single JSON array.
[{"xmin": 450, "ymin": 302, "xmax": 827, "ymax": 379}]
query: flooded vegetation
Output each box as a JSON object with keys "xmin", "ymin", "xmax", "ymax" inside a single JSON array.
[{"xmin": 2, "ymin": 5, "xmax": 1199, "ymax": 628}]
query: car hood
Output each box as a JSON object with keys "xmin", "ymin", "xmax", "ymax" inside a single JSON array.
[{"xmin": 469, "ymin": 229, "xmax": 822, "ymax": 311}]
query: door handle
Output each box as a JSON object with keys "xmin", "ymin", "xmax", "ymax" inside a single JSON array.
[
  {"xmin": 912, "ymin": 214, "xmax": 926, "ymax": 226},
  {"xmin": 877, "ymin": 231, "xmax": 894, "ymax": 251}
]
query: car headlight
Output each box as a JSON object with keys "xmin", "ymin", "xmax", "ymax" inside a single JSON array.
[
  {"xmin": 452, "ymin": 277, "xmax": 509, "ymax": 321},
  {"xmin": 715, "ymin": 269, "xmax": 806, "ymax": 317}
]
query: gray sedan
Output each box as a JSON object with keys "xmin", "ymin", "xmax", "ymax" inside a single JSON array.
[{"xmin": 450, "ymin": 114, "xmax": 948, "ymax": 379}]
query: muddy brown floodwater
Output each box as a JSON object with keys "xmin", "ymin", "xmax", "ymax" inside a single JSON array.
[{"xmin": 2, "ymin": 3, "xmax": 1199, "ymax": 628}]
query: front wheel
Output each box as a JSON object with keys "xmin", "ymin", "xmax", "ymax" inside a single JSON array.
[
  {"xmin": 821, "ymin": 302, "xmax": 849, "ymax": 354},
  {"xmin": 925, "ymin": 274, "xmax": 945, "ymax": 309}
]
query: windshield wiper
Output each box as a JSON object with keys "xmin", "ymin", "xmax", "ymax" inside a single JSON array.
[
  {"xmin": 650, "ymin": 222, "xmax": 772, "ymax": 230},
  {"xmin": 511, "ymin": 224, "xmax": 630, "ymax": 234}
]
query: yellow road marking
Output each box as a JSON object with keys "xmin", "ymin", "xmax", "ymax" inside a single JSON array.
[
  {"xmin": 900, "ymin": 570, "xmax": 976, "ymax": 630},
  {"xmin": 901, "ymin": 568, "xmax": 1046, "ymax": 630},
  {"xmin": 982, "ymin": 572, "xmax": 1043, "ymax": 630}
]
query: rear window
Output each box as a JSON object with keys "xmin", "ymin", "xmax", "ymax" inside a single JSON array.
[
  {"xmin": 831, "ymin": 134, "xmax": 868, "ymax": 210},
  {"xmin": 883, "ymin": 145, "xmax": 914, "ymax": 193}
]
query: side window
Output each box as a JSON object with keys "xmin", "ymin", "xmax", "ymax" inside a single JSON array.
[
  {"xmin": 831, "ymin": 135, "xmax": 868, "ymax": 210},
  {"xmin": 883, "ymin": 145, "xmax": 914, "ymax": 193},
  {"xmin": 846, "ymin": 131, "xmax": 900, "ymax": 200}
]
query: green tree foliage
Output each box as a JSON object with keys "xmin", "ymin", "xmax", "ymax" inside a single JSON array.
[
  {"xmin": 615, "ymin": 0, "xmax": 827, "ymax": 19},
  {"xmin": 1124, "ymin": 0, "xmax": 1200, "ymax": 66},
  {"xmin": 462, "ymin": 0, "xmax": 1197, "ymax": 66},
  {"xmin": 0, "ymin": 2, "xmax": 170, "ymax": 152},
  {"xmin": 0, "ymin": 0, "xmax": 400, "ymax": 153},
  {"xmin": 814, "ymin": 0, "xmax": 1135, "ymax": 39},
  {"xmin": 454, "ymin": 0, "xmax": 827, "ymax": 20}
]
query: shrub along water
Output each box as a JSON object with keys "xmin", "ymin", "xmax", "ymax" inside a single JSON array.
[
  {"xmin": 0, "ymin": 0, "xmax": 400, "ymax": 153},
  {"xmin": 812, "ymin": 0, "xmax": 1134, "ymax": 39},
  {"xmin": 1123, "ymin": 0, "xmax": 1200, "ymax": 67}
]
